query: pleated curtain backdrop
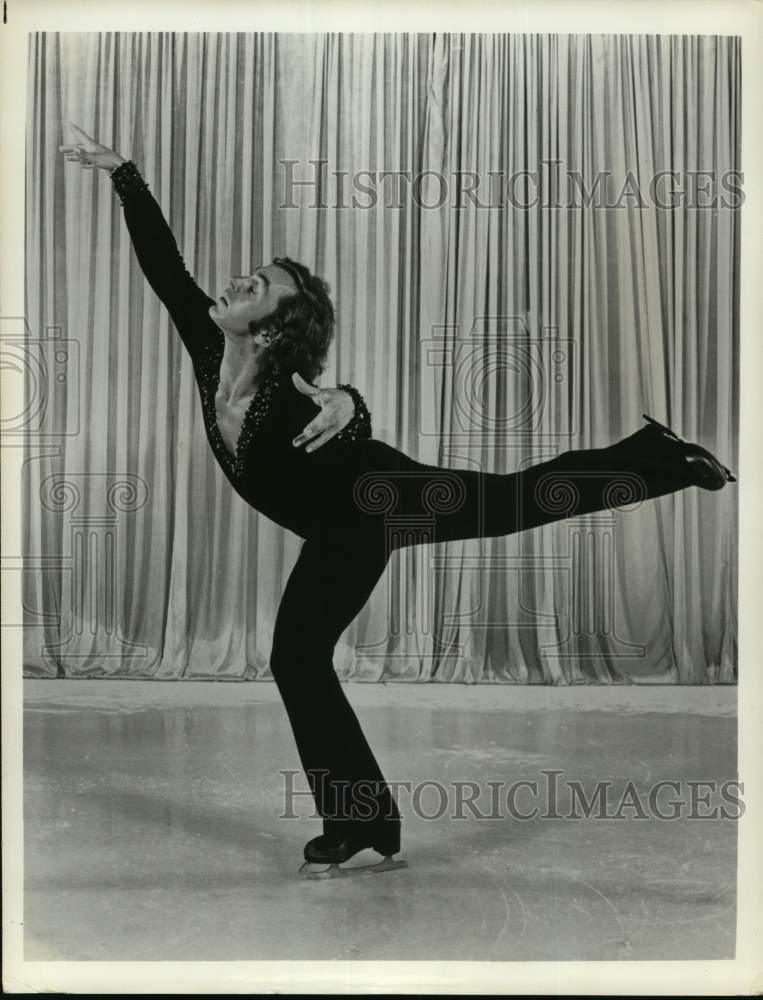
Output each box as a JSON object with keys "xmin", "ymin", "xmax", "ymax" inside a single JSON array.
[{"xmin": 23, "ymin": 33, "xmax": 739, "ymax": 682}]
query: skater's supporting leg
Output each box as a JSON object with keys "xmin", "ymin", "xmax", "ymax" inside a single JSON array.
[{"xmin": 269, "ymin": 533, "xmax": 401, "ymax": 846}]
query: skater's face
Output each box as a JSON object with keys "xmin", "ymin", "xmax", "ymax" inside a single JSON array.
[{"xmin": 209, "ymin": 263, "xmax": 299, "ymax": 337}]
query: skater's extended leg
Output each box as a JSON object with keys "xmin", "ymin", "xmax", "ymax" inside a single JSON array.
[{"xmin": 337, "ymin": 422, "xmax": 733, "ymax": 549}]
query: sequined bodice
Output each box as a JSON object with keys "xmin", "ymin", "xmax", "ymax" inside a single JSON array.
[
  {"xmin": 195, "ymin": 336, "xmax": 281, "ymax": 481},
  {"xmin": 191, "ymin": 335, "xmax": 367, "ymax": 537},
  {"xmin": 214, "ymin": 387, "xmax": 255, "ymax": 461}
]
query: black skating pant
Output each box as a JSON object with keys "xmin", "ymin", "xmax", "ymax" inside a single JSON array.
[{"xmin": 268, "ymin": 425, "xmax": 695, "ymax": 850}]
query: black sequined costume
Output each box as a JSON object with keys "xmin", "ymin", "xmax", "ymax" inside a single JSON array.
[
  {"xmin": 112, "ymin": 159, "xmax": 374, "ymax": 540},
  {"xmin": 112, "ymin": 159, "xmax": 700, "ymax": 851}
]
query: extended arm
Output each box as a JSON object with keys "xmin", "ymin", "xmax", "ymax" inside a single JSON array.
[
  {"xmin": 61, "ymin": 124, "xmax": 365, "ymax": 450},
  {"xmin": 61, "ymin": 124, "xmax": 214, "ymax": 357},
  {"xmin": 110, "ymin": 160, "xmax": 215, "ymax": 330}
]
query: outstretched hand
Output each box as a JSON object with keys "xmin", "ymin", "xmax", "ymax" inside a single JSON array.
[
  {"xmin": 59, "ymin": 122, "xmax": 126, "ymax": 171},
  {"xmin": 291, "ymin": 373, "xmax": 355, "ymax": 452}
]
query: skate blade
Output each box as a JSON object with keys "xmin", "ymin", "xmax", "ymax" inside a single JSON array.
[{"xmin": 298, "ymin": 856, "xmax": 409, "ymax": 880}]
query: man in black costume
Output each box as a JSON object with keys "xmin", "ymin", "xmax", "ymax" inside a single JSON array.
[{"xmin": 61, "ymin": 124, "xmax": 735, "ymax": 878}]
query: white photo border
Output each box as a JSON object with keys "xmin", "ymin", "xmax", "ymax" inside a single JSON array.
[{"xmin": 2, "ymin": 0, "xmax": 761, "ymax": 994}]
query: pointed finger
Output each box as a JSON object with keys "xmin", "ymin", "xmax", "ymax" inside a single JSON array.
[
  {"xmin": 68, "ymin": 122, "xmax": 92, "ymax": 140},
  {"xmin": 305, "ymin": 430, "xmax": 335, "ymax": 453},
  {"xmin": 292, "ymin": 425, "xmax": 320, "ymax": 447},
  {"xmin": 292, "ymin": 415, "xmax": 328, "ymax": 446}
]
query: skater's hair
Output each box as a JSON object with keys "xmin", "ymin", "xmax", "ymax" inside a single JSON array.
[{"xmin": 251, "ymin": 257, "xmax": 335, "ymax": 384}]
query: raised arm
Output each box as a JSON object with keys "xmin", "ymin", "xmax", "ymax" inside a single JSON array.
[
  {"xmin": 60, "ymin": 124, "xmax": 215, "ymax": 355},
  {"xmin": 61, "ymin": 124, "xmax": 364, "ymax": 452}
]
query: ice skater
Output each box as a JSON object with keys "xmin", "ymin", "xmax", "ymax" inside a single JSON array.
[{"xmin": 61, "ymin": 123, "xmax": 736, "ymax": 879}]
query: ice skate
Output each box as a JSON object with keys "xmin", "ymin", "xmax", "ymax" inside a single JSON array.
[
  {"xmin": 298, "ymin": 831, "xmax": 409, "ymax": 880},
  {"xmin": 299, "ymin": 853, "xmax": 409, "ymax": 879},
  {"xmin": 641, "ymin": 414, "xmax": 737, "ymax": 489}
]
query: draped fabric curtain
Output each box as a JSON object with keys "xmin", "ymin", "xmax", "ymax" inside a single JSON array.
[{"xmin": 23, "ymin": 33, "xmax": 739, "ymax": 682}]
